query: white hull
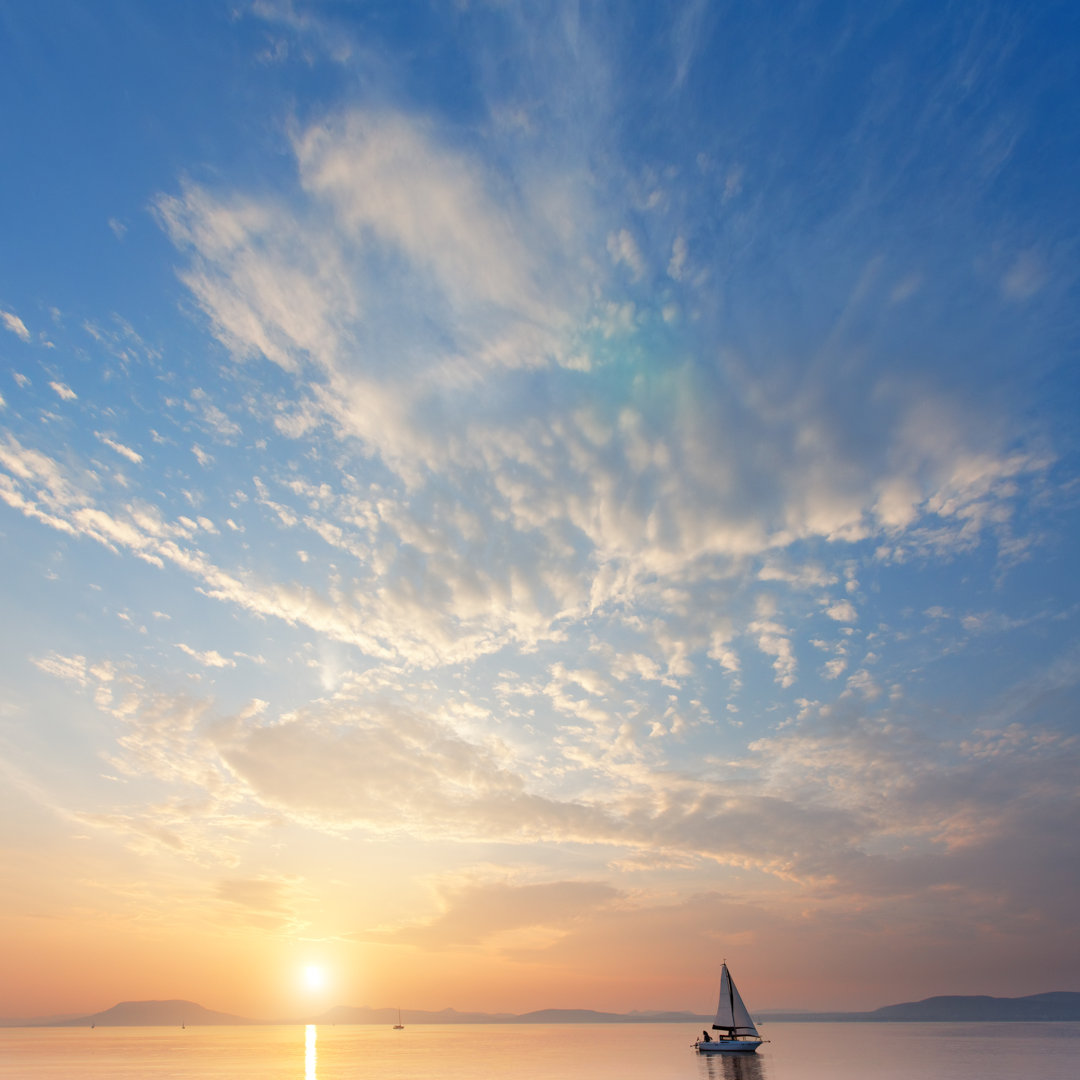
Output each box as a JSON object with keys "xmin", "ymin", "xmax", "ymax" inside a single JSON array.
[{"xmin": 694, "ymin": 1039, "xmax": 762, "ymax": 1054}]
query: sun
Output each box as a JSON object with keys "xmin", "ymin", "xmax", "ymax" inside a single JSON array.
[{"xmin": 303, "ymin": 965, "xmax": 327, "ymax": 993}]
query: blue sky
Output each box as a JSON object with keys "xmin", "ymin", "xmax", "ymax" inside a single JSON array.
[{"xmin": 1, "ymin": 0, "xmax": 1079, "ymax": 1017}]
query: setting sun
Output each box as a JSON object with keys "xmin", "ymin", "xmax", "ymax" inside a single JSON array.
[{"xmin": 303, "ymin": 966, "xmax": 327, "ymax": 994}]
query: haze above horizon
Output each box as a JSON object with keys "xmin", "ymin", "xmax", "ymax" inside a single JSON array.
[
  {"xmin": 1, "ymin": 0, "xmax": 1079, "ymax": 1022},
  {"xmin": 11, "ymin": 987, "xmax": 1080, "ymax": 1027}
]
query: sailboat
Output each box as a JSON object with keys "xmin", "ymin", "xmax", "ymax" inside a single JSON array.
[
  {"xmin": 693, "ymin": 963, "xmax": 765, "ymax": 1054},
  {"xmin": 393, "ymin": 1008, "xmax": 404, "ymax": 1030}
]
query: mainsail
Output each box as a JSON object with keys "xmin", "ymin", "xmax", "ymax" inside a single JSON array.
[{"xmin": 711, "ymin": 963, "xmax": 760, "ymax": 1037}]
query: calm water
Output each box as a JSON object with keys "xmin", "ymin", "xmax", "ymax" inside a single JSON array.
[{"xmin": 2, "ymin": 1022, "xmax": 1078, "ymax": 1079}]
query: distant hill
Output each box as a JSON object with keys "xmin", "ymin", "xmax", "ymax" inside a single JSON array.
[
  {"xmin": 48, "ymin": 999, "xmax": 254, "ymax": 1027},
  {"xmin": 868, "ymin": 991, "xmax": 1080, "ymax": 1022},
  {"xmin": 760, "ymin": 991, "xmax": 1080, "ymax": 1023}
]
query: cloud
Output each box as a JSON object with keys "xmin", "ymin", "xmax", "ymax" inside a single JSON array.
[
  {"xmin": 203, "ymin": 691, "xmax": 867, "ymax": 882},
  {"xmin": 190, "ymin": 388, "xmax": 241, "ymax": 439},
  {"xmin": 825, "ymin": 600, "xmax": 857, "ymax": 623},
  {"xmin": 823, "ymin": 657, "xmax": 848, "ymax": 680},
  {"xmin": 667, "ymin": 235, "xmax": 688, "ymax": 281},
  {"xmin": 296, "ymin": 112, "xmax": 554, "ymax": 322},
  {"xmin": 1, "ymin": 310, "xmax": 31, "ymax": 342},
  {"xmin": 150, "ymin": 108, "xmax": 1052, "ymax": 629},
  {"xmin": 607, "ymin": 228, "xmax": 645, "ymax": 281},
  {"xmin": 176, "ymin": 643, "xmax": 237, "ymax": 669},
  {"xmin": 49, "ymin": 381, "xmax": 77, "ymax": 401},
  {"xmin": 670, "ymin": 0, "xmax": 710, "ymax": 90},
  {"xmin": 759, "ymin": 560, "xmax": 837, "ymax": 590},
  {"xmin": 30, "ymin": 612, "xmax": 1080, "ymax": 953},
  {"xmin": 32, "ymin": 652, "xmax": 89, "ymax": 686},
  {"xmin": 249, "ymin": 0, "xmax": 354, "ymax": 64},
  {"xmin": 379, "ymin": 878, "xmax": 621, "ymax": 950},
  {"xmin": 96, "ymin": 433, "xmax": 143, "ymax": 464}
]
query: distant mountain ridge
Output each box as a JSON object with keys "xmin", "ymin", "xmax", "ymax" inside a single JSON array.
[
  {"xmin": 4, "ymin": 990, "xmax": 1079, "ymax": 1027},
  {"xmin": 759, "ymin": 991, "xmax": 1080, "ymax": 1023},
  {"xmin": 41, "ymin": 1000, "xmax": 254, "ymax": 1027}
]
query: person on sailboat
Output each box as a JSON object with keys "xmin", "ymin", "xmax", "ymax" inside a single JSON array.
[{"xmin": 701, "ymin": 1031, "xmax": 712, "ymax": 1042}]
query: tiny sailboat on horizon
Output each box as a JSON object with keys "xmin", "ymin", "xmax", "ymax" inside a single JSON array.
[
  {"xmin": 693, "ymin": 963, "xmax": 765, "ymax": 1054},
  {"xmin": 393, "ymin": 1008, "xmax": 404, "ymax": 1030}
]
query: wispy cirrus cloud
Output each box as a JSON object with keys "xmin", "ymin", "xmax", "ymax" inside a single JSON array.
[
  {"xmin": 176, "ymin": 643, "xmax": 236, "ymax": 669},
  {"xmin": 96, "ymin": 432, "xmax": 143, "ymax": 464}
]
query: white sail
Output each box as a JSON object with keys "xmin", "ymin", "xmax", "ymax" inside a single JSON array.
[{"xmin": 711, "ymin": 963, "xmax": 760, "ymax": 1037}]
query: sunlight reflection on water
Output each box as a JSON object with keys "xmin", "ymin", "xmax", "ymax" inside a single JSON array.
[{"xmin": 305, "ymin": 1024, "xmax": 316, "ymax": 1079}]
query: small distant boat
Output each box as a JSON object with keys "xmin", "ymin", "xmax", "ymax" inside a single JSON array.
[
  {"xmin": 393, "ymin": 1008, "xmax": 404, "ymax": 1030},
  {"xmin": 693, "ymin": 963, "xmax": 765, "ymax": 1054}
]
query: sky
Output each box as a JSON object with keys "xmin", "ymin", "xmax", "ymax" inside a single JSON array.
[{"xmin": 1, "ymin": 0, "xmax": 1079, "ymax": 1021}]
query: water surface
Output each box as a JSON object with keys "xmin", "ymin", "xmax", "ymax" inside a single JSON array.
[{"xmin": 2, "ymin": 1021, "xmax": 1078, "ymax": 1079}]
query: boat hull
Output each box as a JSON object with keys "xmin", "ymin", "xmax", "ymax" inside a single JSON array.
[{"xmin": 694, "ymin": 1039, "xmax": 762, "ymax": 1054}]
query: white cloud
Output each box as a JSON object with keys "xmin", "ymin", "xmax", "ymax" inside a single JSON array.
[
  {"xmin": 151, "ymin": 109, "xmax": 1050, "ymax": 617},
  {"xmin": 749, "ymin": 600, "xmax": 797, "ymax": 688},
  {"xmin": 759, "ymin": 560, "xmax": 837, "ymax": 589},
  {"xmin": 191, "ymin": 389, "xmax": 242, "ymax": 439},
  {"xmin": 49, "ymin": 381, "xmax": 77, "ymax": 401},
  {"xmin": 176, "ymin": 643, "xmax": 236, "ymax": 669},
  {"xmin": 1, "ymin": 310, "xmax": 31, "ymax": 342},
  {"xmin": 32, "ymin": 651, "xmax": 89, "ymax": 686},
  {"xmin": 843, "ymin": 668, "xmax": 881, "ymax": 700},
  {"xmin": 825, "ymin": 600, "xmax": 857, "ymax": 623},
  {"xmin": 823, "ymin": 657, "xmax": 848, "ymax": 680},
  {"xmin": 96, "ymin": 432, "xmax": 143, "ymax": 464},
  {"xmin": 295, "ymin": 110, "xmax": 567, "ymax": 330}
]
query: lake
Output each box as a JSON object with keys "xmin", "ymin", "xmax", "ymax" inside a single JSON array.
[{"xmin": 2, "ymin": 1022, "xmax": 1079, "ymax": 1079}]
